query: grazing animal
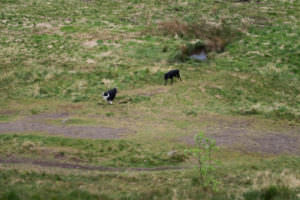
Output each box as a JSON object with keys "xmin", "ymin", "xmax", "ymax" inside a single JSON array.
[
  {"xmin": 103, "ymin": 88, "xmax": 117, "ymax": 104},
  {"xmin": 164, "ymin": 69, "xmax": 182, "ymax": 85}
]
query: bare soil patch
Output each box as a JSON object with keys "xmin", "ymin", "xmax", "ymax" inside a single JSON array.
[
  {"xmin": 29, "ymin": 112, "xmax": 70, "ymax": 120},
  {"xmin": 252, "ymin": 134, "xmax": 300, "ymax": 155},
  {"xmin": 0, "ymin": 109, "xmax": 18, "ymax": 115},
  {"xmin": 82, "ymin": 40, "xmax": 98, "ymax": 48},
  {"xmin": 0, "ymin": 113, "xmax": 128, "ymax": 139},
  {"xmin": 184, "ymin": 116, "xmax": 300, "ymax": 155}
]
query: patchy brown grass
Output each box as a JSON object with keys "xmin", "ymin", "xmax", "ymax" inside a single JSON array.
[
  {"xmin": 252, "ymin": 169, "xmax": 300, "ymax": 190},
  {"xmin": 157, "ymin": 19, "xmax": 189, "ymax": 38},
  {"xmin": 157, "ymin": 19, "xmax": 241, "ymax": 55}
]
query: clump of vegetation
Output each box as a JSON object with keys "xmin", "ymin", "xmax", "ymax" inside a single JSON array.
[
  {"xmin": 173, "ymin": 41, "xmax": 207, "ymax": 62},
  {"xmin": 158, "ymin": 19, "xmax": 241, "ymax": 61},
  {"xmin": 243, "ymin": 185, "xmax": 299, "ymax": 200},
  {"xmin": 157, "ymin": 19, "xmax": 240, "ymax": 41},
  {"xmin": 157, "ymin": 19, "xmax": 185, "ymax": 37},
  {"xmin": 185, "ymin": 132, "xmax": 221, "ymax": 191},
  {"xmin": 118, "ymin": 95, "xmax": 151, "ymax": 104}
]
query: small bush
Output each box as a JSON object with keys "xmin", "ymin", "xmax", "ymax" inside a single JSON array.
[
  {"xmin": 174, "ymin": 41, "xmax": 207, "ymax": 61},
  {"xmin": 1, "ymin": 190, "xmax": 20, "ymax": 200},
  {"xmin": 184, "ymin": 110, "xmax": 198, "ymax": 117},
  {"xmin": 65, "ymin": 190, "xmax": 99, "ymax": 200},
  {"xmin": 185, "ymin": 132, "xmax": 221, "ymax": 191},
  {"xmin": 243, "ymin": 185, "xmax": 299, "ymax": 200}
]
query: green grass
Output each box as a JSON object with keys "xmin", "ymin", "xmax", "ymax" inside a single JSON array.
[
  {"xmin": 0, "ymin": 115, "xmax": 15, "ymax": 122},
  {"xmin": 1, "ymin": 0, "xmax": 299, "ymax": 122},
  {"xmin": 1, "ymin": 0, "xmax": 300, "ymax": 199},
  {"xmin": 0, "ymin": 155, "xmax": 299, "ymax": 200},
  {"xmin": 244, "ymin": 185, "xmax": 299, "ymax": 200},
  {"xmin": 0, "ymin": 134, "xmax": 186, "ymax": 167}
]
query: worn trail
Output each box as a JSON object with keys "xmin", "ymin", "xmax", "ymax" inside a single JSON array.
[
  {"xmin": 1, "ymin": 112, "xmax": 299, "ymax": 156},
  {"xmin": 0, "ymin": 157, "xmax": 187, "ymax": 172},
  {"xmin": 0, "ymin": 113, "xmax": 128, "ymax": 139}
]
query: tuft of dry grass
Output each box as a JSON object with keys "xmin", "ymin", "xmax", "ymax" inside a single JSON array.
[
  {"xmin": 157, "ymin": 19, "xmax": 189, "ymax": 38},
  {"xmin": 252, "ymin": 169, "xmax": 300, "ymax": 190},
  {"xmin": 157, "ymin": 19, "xmax": 241, "ymax": 63},
  {"xmin": 157, "ymin": 18, "xmax": 240, "ymax": 52}
]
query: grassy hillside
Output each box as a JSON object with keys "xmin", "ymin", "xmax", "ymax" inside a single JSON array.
[
  {"xmin": 0, "ymin": 0, "xmax": 300, "ymax": 199},
  {"xmin": 1, "ymin": 0, "xmax": 299, "ymax": 120}
]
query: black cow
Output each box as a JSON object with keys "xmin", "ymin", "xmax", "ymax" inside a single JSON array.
[{"xmin": 164, "ymin": 69, "xmax": 182, "ymax": 85}]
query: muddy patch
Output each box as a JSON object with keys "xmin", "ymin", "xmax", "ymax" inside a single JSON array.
[
  {"xmin": 0, "ymin": 113, "xmax": 128, "ymax": 139},
  {"xmin": 190, "ymin": 51, "xmax": 207, "ymax": 61},
  {"xmin": 0, "ymin": 157, "xmax": 185, "ymax": 172}
]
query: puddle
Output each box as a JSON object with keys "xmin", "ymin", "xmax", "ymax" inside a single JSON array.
[
  {"xmin": 174, "ymin": 41, "xmax": 209, "ymax": 62},
  {"xmin": 190, "ymin": 51, "xmax": 207, "ymax": 61}
]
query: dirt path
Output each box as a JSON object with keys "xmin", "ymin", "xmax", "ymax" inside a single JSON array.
[
  {"xmin": 0, "ymin": 113, "xmax": 128, "ymax": 139},
  {"xmin": 0, "ymin": 157, "xmax": 186, "ymax": 172},
  {"xmin": 1, "ymin": 112, "xmax": 299, "ymax": 155},
  {"xmin": 185, "ymin": 117, "xmax": 300, "ymax": 155}
]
